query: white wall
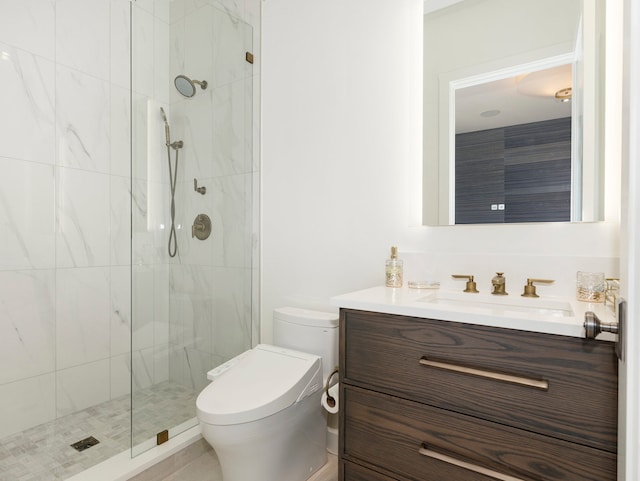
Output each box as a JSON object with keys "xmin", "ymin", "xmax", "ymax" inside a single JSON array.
[
  {"xmin": 261, "ymin": 0, "xmax": 424, "ymax": 339},
  {"xmin": 619, "ymin": 0, "xmax": 640, "ymax": 477},
  {"xmin": 261, "ymin": 0, "xmax": 620, "ymax": 342}
]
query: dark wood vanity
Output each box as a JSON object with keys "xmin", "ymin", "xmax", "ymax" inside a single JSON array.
[{"xmin": 338, "ymin": 309, "xmax": 618, "ymax": 481}]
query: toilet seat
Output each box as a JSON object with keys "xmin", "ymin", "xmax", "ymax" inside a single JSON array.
[{"xmin": 196, "ymin": 344, "xmax": 322, "ymax": 426}]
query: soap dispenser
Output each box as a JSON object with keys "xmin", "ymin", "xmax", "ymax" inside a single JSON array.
[{"xmin": 385, "ymin": 246, "xmax": 403, "ymax": 288}]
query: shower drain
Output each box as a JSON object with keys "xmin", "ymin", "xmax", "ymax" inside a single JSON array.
[{"xmin": 70, "ymin": 436, "xmax": 100, "ymax": 452}]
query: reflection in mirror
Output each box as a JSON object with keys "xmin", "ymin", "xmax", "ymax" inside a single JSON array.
[
  {"xmin": 455, "ymin": 62, "xmax": 574, "ymax": 224},
  {"xmin": 422, "ymin": 0, "xmax": 605, "ymax": 226},
  {"xmin": 455, "ymin": 64, "xmax": 573, "ymax": 135}
]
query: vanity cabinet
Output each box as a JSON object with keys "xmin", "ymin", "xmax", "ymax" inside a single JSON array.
[{"xmin": 338, "ymin": 309, "xmax": 618, "ymax": 481}]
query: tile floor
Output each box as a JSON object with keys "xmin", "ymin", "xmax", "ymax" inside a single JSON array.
[{"xmin": 0, "ymin": 382, "xmax": 198, "ymax": 481}]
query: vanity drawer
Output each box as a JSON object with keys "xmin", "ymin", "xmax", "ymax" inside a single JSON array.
[
  {"xmin": 342, "ymin": 386, "xmax": 617, "ymax": 481},
  {"xmin": 341, "ymin": 309, "xmax": 618, "ymax": 452},
  {"xmin": 342, "ymin": 459, "xmax": 403, "ymax": 481}
]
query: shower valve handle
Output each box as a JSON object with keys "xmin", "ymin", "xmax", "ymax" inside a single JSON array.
[
  {"xmin": 194, "ymin": 178, "xmax": 206, "ymax": 195},
  {"xmin": 192, "ymin": 223, "xmax": 204, "ymax": 237},
  {"xmin": 192, "ymin": 214, "xmax": 212, "ymax": 240}
]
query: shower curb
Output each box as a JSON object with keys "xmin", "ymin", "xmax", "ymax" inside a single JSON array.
[{"xmin": 65, "ymin": 420, "xmax": 201, "ymax": 481}]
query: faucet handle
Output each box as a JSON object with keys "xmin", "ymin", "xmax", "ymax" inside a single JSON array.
[
  {"xmin": 605, "ymin": 278, "xmax": 620, "ymax": 311},
  {"xmin": 194, "ymin": 178, "xmax": 206, "ymax": 195},
  {"xmin": 606, "ymin": 278, "xmax": 620, "ymax": 288},
  {"xmin": 452, "ymin": 274, "xmax": 479, "ymax": 293},
  {"xmin": 521, "ymin": 278, "xmax": 554, "ymax": 298}
]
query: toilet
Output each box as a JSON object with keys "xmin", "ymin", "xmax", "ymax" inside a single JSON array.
[{"xmin": 196, "ymin": 307, "xmax": 339, "ymax": 481}]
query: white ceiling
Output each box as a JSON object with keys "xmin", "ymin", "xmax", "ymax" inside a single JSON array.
[{"xmin": 455, "ymin": 64, "xmax": 573, "ymax": 133}]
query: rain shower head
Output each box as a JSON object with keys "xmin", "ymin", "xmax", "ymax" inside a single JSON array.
[
  {"xmin": 174, "ymin": 75, "xmax": 208, "ymax": 98},
  {"xmin": 159, "ymin": 107, "xmax": 170, "ymax": 145}
]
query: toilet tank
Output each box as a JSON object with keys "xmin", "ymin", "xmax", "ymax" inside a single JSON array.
[{"xmin": 273, "ymin": 307, "xmax": 339, "ymax": 381}]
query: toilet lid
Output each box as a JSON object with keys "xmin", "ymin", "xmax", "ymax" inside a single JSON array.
[{"xmin": 196, "ymin": 345, "xmax": 322, "ymax": 425}]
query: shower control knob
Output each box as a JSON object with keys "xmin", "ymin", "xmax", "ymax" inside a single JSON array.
[
  {"xmin": 192, "ymin": 214, "xmax": 212, "ymax": 240},
  {"xmin": 194, "ymin": 178, "xmax": 206, "ymax": 195}
]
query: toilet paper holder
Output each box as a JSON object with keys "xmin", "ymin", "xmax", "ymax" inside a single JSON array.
[{"xmin": 324, "ymin": 367, "xmax": 339, "ymax": 408}]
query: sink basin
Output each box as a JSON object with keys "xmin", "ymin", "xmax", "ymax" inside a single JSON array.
[{"xmin": 418, "ymin": 292, "xmax": 574, "ymax": 317}]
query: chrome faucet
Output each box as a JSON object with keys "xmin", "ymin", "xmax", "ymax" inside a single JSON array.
[{"xmin": 491, "ymin": 272, "xmax": 508, "ymax": 295}]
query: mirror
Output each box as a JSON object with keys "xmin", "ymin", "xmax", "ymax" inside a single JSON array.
[{"xmin": 422, "ymin": 0, "xmax": 606, "ymax": 225}]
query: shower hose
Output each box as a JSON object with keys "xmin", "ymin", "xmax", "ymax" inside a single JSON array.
[{"xmin": 167, "ymin": 144, "xmax": 179, "ymax": 257}]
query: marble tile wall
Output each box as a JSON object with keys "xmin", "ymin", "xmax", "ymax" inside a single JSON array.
[
  {"xmin": 0, "ymin": 0, "xmax": 260, "ymax": 443},
  {"xmin": 128, "ymin": 0, "xmax": 179, "ymax": 448},
  {"xmin": 0, "ymin": 0, "xmax": 170, "ymax": 440},
  {"xmin": 164, "ymin": 0, "xmax": 257, "ymax": 393}
]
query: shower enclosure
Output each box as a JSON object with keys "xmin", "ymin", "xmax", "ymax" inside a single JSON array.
[
  {"xmin": 130, "ymin": 0, "xmax": 257, "ymax": 455},
  {"xmin": 0, "ymin": 0, "xmax": 258, "ymax": 477}
]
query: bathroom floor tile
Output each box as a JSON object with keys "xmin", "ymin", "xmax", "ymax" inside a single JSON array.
[{"xmin": 0, "ymin": 382, "xmax": 197, "ymax": 481}]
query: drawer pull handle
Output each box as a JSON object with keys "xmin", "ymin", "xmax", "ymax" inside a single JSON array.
[
  {"xmin": 419, "ymin": 358, "xmax": 549, "ymax": 390},
  {"xmin": 418, "ymin": 446, "xmax": 525, "ymax": 481}
]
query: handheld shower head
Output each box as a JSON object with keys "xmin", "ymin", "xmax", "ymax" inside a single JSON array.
[{"xmin": 160, "ymin": 107, "xmax": 170, "ymax": 146}]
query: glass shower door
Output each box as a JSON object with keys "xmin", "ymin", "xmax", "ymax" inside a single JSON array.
[{"xmin": 130, "ymin": 0, "xmax": 254, "ymax": 456}]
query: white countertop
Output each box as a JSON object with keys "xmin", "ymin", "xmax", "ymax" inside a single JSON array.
[{"xmin": 330, "ymin": 285, "xmax": 617, "ymax": 341}]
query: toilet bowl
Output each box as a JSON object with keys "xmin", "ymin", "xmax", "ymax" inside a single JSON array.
[{"xmin": 196, "ymin": 308, "xmax": 338, "ymax": 481}]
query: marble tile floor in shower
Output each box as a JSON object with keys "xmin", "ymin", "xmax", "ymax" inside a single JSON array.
[{"xmin": 0, "ymin": 382, "xmax": 198, "ymax": 481}]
